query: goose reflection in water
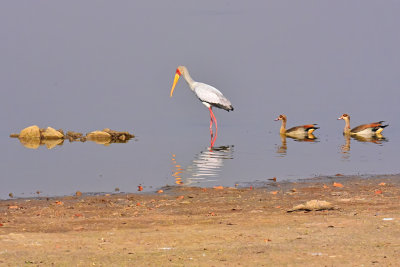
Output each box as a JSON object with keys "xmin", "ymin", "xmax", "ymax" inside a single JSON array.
[
  {"xmin": 340, "ymin": 133, "xmax": 387, "ymax": 160},
  {"xmin": 276, "ymin": 133, "xmax": 318, "ymax": 156},
  {"xmin": 171, "ymin": 145, "xmax": 234, "ymax": 185}
]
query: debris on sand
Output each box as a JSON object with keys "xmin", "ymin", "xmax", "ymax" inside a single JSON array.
[
  {"xmin": 10, "ymin": 125, "xmax": 134, "ymax": 149},
  {"xmin": 287, "ymin": 200, "xmax": 334, "ymax": 212},
  {"xmin": 1, "ymin": 176, "xmax": 400, "ymax": 266}
]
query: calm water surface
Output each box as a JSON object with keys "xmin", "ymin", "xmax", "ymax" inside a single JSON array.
[
  {"xmin": 1, "ymin": 120, "xmax": 398, "ymax": 199},
  {"xmin": 1, "ymin": 2, "xmax": 399, "ymax": 199}
]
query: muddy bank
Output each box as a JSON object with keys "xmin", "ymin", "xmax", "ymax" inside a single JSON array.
[{"xmin": 1, "ymin": 174, "xmax": 399, "ymax": 266}]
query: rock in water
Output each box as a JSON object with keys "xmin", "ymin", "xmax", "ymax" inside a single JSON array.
[
  {"xmin": 86, "ymin": 131, "xmax": 112, "ymax": 143},
  {"xmin": 42, "ymin": 127, "xmax": 64, "ymax": 139},
  {"xmin": 19, "ymin": 125, "xmax": 41, "ymax": 139},
  {"xmin": 102, "ymin": 128, "xmax": 134, "ymax": 142}
]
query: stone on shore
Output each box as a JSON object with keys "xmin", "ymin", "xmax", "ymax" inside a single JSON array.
[{"xmin": 287, "ymin": 200, "xmax": 334, "ymax": 212}]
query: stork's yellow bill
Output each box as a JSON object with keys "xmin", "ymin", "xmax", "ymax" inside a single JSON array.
[{"xmin": 170, "ymin": 69, "xmax": 182, "ymax": 97}]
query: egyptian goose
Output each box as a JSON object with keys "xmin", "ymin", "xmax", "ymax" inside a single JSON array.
[
  {"xmin": 275, "ymin": 114, "xmax": 319, "ymax": 138},
  {"xmin": 337, "ymin": 114, "xmax": 388, "ymax": 136}
]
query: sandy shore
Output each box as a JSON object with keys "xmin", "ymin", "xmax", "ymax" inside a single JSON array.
[{"xmin": 1, "ymin": 174, "xmax": 400, "ymax": 266}]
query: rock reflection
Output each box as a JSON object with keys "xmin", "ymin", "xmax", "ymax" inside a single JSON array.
[
  {"xmin": 171, "ymin": 145, "xmax": 234, "ymax": 185},
  {"xmin": 15, "ymin": 135, "xmax": 133, "ymax": 149},
  {"xmin": 276, "ymin": 133, "xmax": 317, "ymax": 156},
  {"xmin": 340, "ymin": 134, "xmax": 387, "ymax": 160},
  {"xmin": 18, "ymin": 138, "xmax": 64, "ymax": 150}
]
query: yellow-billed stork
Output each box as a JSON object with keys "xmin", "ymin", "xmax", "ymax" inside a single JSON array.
[{"xmin": 170, "ymin": 66, "xmax": 234, "ymax": 138}]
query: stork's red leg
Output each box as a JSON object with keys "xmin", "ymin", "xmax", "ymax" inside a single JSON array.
[
  {"xmin": 209, "ymin": 107, "xmax": 218, "ymax": 147},
  {"xmin": 210, "ymin": 115, "xmax": 213, "ymax": 133},
  {"xmin": 210, "ymin": 133, "xmax": 216, "ymax": 148},
  {"xmin": 211, "ymin": 109, "xmax": 218, "ymax": 132},
  {"xmin": 209, "ymin": 107, "xmax": 214, "ymax": 135}
]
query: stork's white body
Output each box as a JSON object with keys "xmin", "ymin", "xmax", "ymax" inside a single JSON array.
[
  {"xmin": 191, "ymin": 82, "xmax": 233, "ymax": 111},
  {"xmin": 170, "ymin": 66, "xmax": 234, "ymax": 147}
]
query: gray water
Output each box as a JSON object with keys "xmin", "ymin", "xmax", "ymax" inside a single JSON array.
[{"xmin": 1, "ymin": 1, "xmax": 399, "ymax": 199}]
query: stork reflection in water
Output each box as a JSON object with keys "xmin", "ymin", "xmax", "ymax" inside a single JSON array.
[{"xmin": 171, "ymin": 145, "xmax": 234, "ymax": 186}]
